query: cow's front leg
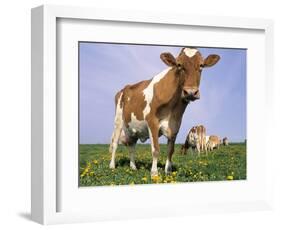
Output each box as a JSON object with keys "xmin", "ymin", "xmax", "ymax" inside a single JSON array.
[
  {"xmin": 147, "ymin": 121, "xmax": 160, "ymax": 177},
  {"xmin": 165, "ymin": 137, "xmax": 176, "ymax": 174}
]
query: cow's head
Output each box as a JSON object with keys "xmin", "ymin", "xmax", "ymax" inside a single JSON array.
[
  {"xmin": 189, "ymin": 128, "xmax": 199, "ymax": 143},
  {"xmin": 160, "ymin": 47, "xmax": 220, "ymax": 102}
]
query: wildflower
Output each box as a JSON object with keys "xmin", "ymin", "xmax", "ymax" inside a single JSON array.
[
  {"xmin": 80, "ymin": 162, "xmax": 91, "ymax": 177},
  {"xmin": 172, "ymin": 171, "xmax": 177, "ymax": 177},
  {"xmin": 93, "ymin": 160, "xmax": 98, "ymax": 164},
  {"xmin": 151, "ymin": 175, "xmax": 161, "ymax": 183},
  {"xmin": 141, "ymin": 177, "xmax": 147, "ymax": 182},
  {"xmin": 80, "ymin": 173, "xmax": 85, "ymax": 178},
  {"xmin": 227, "ymin": 175, "xmax": 234, "ymax": 180}
]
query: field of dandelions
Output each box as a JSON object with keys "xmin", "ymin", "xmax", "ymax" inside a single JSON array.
[{"xmin": 79, "ymin": 143, "xmax": 246, "ymax": 186}]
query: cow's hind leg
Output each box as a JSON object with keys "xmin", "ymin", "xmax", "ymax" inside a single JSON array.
[
  {"xmin": 202, "ymin": 141, "xmax": 207, "ymax": 155},
  {"xmin": 128, "ymin": 140, "xmax": 137, "ymax": 170},
  {"xmin": 196, "ymin": 142, "xmax": 201, "ymax": 156},
  {"xmin": 165, "ymin": 137, "xmax": 176, "ymax": 174},
  {"xmin": 109, "ymin": 127, "xmax": 122, "ymax": 169},
  {"xmin": 109, "ymin": 93, "xmax": 124, "ymax": 169}
]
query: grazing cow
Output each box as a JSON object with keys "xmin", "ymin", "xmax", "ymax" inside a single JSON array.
[
  {"xmin": 181, "ymin": 125, "xmax": 207, "ymax": 155},
  {"xmin": 207, "ymin": 135, "xmax": 220, "ymax": 151},
  {"xmin": 223, "ymin": 137, "xmax": 229, "ymax": 146},
  {"xmin": 109, "ymin": 47, "xmax": 220, "ymax": 176}
]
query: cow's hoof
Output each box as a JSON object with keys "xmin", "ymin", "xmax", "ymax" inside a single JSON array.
[
  {"xmin": 130, "ymin": 162, "xmax": 137, "ymax": 170},
  {"xmin": 109, "ymin": 161, "xmax": 115, "ymax": 169}
]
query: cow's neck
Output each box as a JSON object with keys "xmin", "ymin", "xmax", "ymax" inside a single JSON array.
[
  {"xmin": 154, "ymin": 68, "xmax": 189, "ymax": 117},
  {"xmin": 153, "ymin": 68, "xmax": 181, "ymax": 104}
]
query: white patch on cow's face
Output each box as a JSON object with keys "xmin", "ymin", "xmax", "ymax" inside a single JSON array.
[
  {"xmin": 142, "ymin": 68, "xmax": 171, "ymax": 118},
  {"xmin": 183, "ymin": 48, "xmax": 198, "ymax": 58},
  {"xmin": 127, "ymin": 113, "xmax": 149, "ymax": 142}
]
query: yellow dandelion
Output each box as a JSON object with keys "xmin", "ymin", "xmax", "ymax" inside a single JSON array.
[
  {"xmin": 141, "ymin": 177, "xmax": 147, "ymax": 182},
  {"xmin": 227, "ymin": 175, "xmax": 234, "ymax": 180},
  {"xmin": 151, "ymin": 175, "xmax": 160, "ymax": 183}
]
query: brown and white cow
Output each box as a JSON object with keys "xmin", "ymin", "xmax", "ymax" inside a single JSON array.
[
  {"xmin": 207, "ymin": 135, "xmax": 220, "ymax": 151},
  {"xmin": 222, "ymin": 137, "xmax": 229, "ymax": 146},
  {"xmin": 109, "ymin": 47, "xmax": 220, "ymax": 176},
  {"xmin": 181, "ymin": 125, "xmax": 207, "ymax": 155}
]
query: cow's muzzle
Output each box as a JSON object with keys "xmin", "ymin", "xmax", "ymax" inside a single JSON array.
[{"xmin": 182, "ymin": 87, "xmax": 200, "ymax": 102}]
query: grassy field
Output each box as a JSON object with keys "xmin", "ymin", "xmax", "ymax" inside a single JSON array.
[{"xmin": 79, "ymin": 143, "xmax": 246, "ymax": 186}]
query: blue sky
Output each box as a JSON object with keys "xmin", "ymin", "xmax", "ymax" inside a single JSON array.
[{"xmin": 79, "ymin": 43, "xmax": 246, "ymax": 144}]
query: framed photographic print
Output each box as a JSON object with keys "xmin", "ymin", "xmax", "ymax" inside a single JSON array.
[{"xmin": 31, "ymin": 5, "xmax": 274, "ymax": 224}]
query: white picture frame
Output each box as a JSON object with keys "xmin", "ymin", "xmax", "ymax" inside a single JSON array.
[{"xmin": 31, "ymin": 5, "xmax": 274, "ymax": 225}]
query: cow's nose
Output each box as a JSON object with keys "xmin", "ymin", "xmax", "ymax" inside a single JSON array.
[{"xmin": 183, "ymin": 88, "xmax": 200, "ymax": 100}]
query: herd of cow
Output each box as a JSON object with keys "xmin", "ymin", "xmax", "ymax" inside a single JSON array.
[
  {"xmin": 109, "ymin": 47, "xmax": 226, "ymax": 177},
  {"xmin": 181, "ymin": 124, "xmax": 229, "ymax": 155}
]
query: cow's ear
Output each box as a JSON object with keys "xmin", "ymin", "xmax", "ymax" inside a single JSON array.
[
  {"xmin": 160, "ymin": 52, "xmax": 177, "ymax": 67},
  {"xmin": 203, "ymin": 54, "xmax": 220, "ymax": 67}
]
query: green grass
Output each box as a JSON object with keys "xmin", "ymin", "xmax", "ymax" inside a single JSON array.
[{"xmin": 79, "ymin": 143, "xmax": 246, "ymax": 186}]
